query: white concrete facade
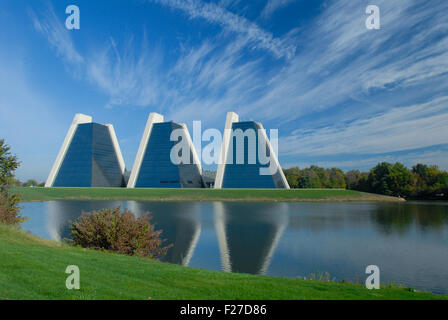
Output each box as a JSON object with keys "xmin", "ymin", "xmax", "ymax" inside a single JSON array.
[
  {"xmin": 106, "ymin": 124, "xmax": 126, "ymax": 175},
  {"xmin": 45, "ymin": 113, "xmax": 92, "ymax": 187},
  {"xmin": 127, "ymin": 112, "xmax": 164, "ymax": 188},
  {"xmin": 214, "ymin": 112, "xmax": 239, "ymax": 189},
  {"xmin": 180, "ymin": 123, "xmax": 203, "ymax": 174},
  {"xmin": 258, "ymin": 122, "xmax": 290, "ymax": 189},
  {"xmin": 214, "ymin": 111, "xmax": 290, "ymax": 189}
]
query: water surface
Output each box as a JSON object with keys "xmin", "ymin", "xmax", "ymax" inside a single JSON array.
[{"xmin": 20, "ymin": 200, "xmax": 448, "ymax": 294}]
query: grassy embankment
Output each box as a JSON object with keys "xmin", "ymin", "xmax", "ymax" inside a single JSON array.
[
  {"xmin": 13, "ymin": 186, "xmax": 404, "ymax": 202},
  {"xmin": 0, "ymin": 224, "xmax": 444, "ymax": 300}
]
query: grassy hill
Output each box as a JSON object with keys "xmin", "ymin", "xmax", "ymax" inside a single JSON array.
[
  {"xmin": 0, "ymin": 224, "xmax": 443, "ymax": 300},
  {"xmin": 13, "ymin": 186, "xmax": 404, "ymax": 202}
]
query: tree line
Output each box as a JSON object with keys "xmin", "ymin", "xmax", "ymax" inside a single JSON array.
[
  {"xmin": 283, "ymin": 162, "xmax": 448, "ymax": 199},
  {"xmin": 11, "ymin": 178, "xmax": 44, "ymax": 187}
]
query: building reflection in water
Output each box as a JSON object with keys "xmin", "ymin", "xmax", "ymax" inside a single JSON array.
[
  {"xmin": 127, "ymin": 201, "xmax": 201, "ymax": 266},
  {"xmin": 214, "ymin": 202, "xmax": 289, "ymax": 274},
  {"xmin": 45, "ymin": 200, "xmax": 289, "ymax": 275},
  {"xmin": 46, "ymin": 200, "xmax": 123, "ymax": 242},
  {"xmin": 46, "ymin": 200, "xmax": 202, "ymax": 266}
]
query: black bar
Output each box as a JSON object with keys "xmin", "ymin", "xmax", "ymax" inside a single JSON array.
[{"xmin": 1, "ymin": 300, "xmax": 446, "ymax": 318}]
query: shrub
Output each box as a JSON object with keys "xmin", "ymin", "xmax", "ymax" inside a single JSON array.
[
  {"xmin": 0, "ymin": 139, "xmax": 24, "ymax": 225},
  {"xmin": 69, "ymin": 206, "xmax": 171, "ymax": 259},
  {"xmin": 0, "ymin": 194, "xmax": 24, "ymax": 225}
]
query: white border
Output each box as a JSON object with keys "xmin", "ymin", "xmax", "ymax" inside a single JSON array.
[
  {"xmin": 127, "ymin": 113, "xmax": 164, "ymax": 188},
  {"xmin": 106, "ymin": 124, "xmax": 125, "ymax": 175},
  {"xmin": 45, "ymin": 114, "xmax": 92, "ymax": 187},
  {"xmin": 258, "ymin": 123, "xmax": 290, "ymax": 189},
  {"xmin": 180, "ymin": 123, "xmax": 203, "ymax": 175},
  {"xmin": 214, "ymin": 112, "xmax": 239, "ymax": 189}
]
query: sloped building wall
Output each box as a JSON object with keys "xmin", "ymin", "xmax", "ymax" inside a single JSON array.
[
  {"xmin": 134, "ymin": 122, "xmax": 203, "ymax": 188},
  {"xmin": 218, "ymin": 116, "xmax": 290, "ymax": 189},
  {"xmin": 222, "ymin": 122, "xmax": 277, "ymax": 188},
  {"xmin": 52, "ymin": 123, "xmax": 124, "ymax": 187}
]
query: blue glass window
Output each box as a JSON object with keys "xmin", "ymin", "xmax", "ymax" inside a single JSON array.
[
  {"xmin": 222, "ymin": 122, "xmax": 276, "ymax": 189},
  {"xmin": 135, "ymin": 122, "xmax": 203, "ymax": 188},
  {"xmin": 53, "ymin": 123, "xmax": 124, "ymax": 187}
]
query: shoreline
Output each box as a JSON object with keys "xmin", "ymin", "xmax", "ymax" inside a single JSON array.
[
  {"xmin": 19, "ymin": 197, "xmax": 405, "ymax": 203},
  {"xmin": 13, "ymin": 187, "xmax": 405, "ymax": 203}
]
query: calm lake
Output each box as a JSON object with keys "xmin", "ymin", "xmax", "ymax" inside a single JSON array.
[{"xmin": 20, "ymin": 200, "xmax": 448, "ymax": 294}]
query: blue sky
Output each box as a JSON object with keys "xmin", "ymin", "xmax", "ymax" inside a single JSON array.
[{"xmin": 1, "ymin": 0, "xmax": 448, "ymax": 182}]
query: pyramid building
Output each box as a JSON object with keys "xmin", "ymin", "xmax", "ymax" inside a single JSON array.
[
  {"xmin": 45, "ymin": 114, "xmax": 125, "ymax": 187},
  {"xmin": 215, "ymin": 112, "xmax": 289, "ymax": 189},
  {"xmin": 127, "ymin": 113, "xmax": 203, "ymax": 188}
]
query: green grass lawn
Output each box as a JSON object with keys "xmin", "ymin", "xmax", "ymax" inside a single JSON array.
[
  {"xmin": 0, "ymin": 224, "xmax": 444, "ymax": 300},
  {"xmin": 13, "ymin": 186, "xmax": 403, "ymax": 202}
]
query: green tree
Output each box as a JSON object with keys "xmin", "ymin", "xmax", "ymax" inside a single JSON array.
[
  {"xmin": 328, "ymin": 168, "xmax": 346, "ymax": 189},
  {"xmin": 23, "ymin": 179, "xmax": 39, "ymax": 187},
  {"xmin": 412, "ymin": 164, "xmax": 448, "ymax": 198},
  {"xmin": 312, "ymin": 166, "xmax": 329, "ymax": 188},
  {"xmin": 357, "ymin": 172, "xmax": 370, "ymax": 192},
  {"xmin": 0, "ymin": 139, "xmax": 24, "ymax": 225},
  {"xmin": 412, "ymin": 164, "xmax": 429, "ymax": 177},
  {"xmin": 283, "ymin": 167, "xmax": 300, "ymax": 188},
  {"xmin": 345, "ymin": 170, "xmax": 361, "ymax": 190},
  {"xmin": 368, "ymin": 162, "xmax": 394, "ymax": 195},
  {"xmin": 390, "ymin": 162, "xmax": 413, "ymax": 196},
  {"xmin": 285, "ymin": 162, "xmax": 448, "ymax": 198},
  {"xmin": 368, "ymin": 162, "xmax": 412, "ymax": 197},
  {"xmin": 299, "ymin": 167, "xmax": 322, "ymax": 188}
]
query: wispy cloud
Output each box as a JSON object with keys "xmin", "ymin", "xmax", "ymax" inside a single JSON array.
[
  {"xmin": 29, "ymin": 0, "xmax": 448, "ymax": 171},
  {"xmin": 30, "ymin": 0, "xmax": 448, "ymax": 124},
  {"xmin": 29, "ymin": 5, "xmax": 167, "ymax": 109},
  {"xmin": 261, "ymin": 0, "xmax": 295, "ymax": 19},
  {"xmin": 241, "ymin": 0, "xmax": 448, "ymax": 122},
  {"xmin": 28, "ymin": 5, "xmax": 83, "ymax": 65},
  {"xmin": 150, "ymin": 0, "xmax": 296, "ymax": 59},
  {"xmin": 280, "ymin": 96, "xmax": 448, "ymax": 156},
  {"xmin": 87, "ymin": 36, "xmax": 167, "ymax": 108}
]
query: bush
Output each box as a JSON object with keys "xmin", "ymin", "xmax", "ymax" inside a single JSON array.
[
  {"xmin": 0, "ymin": 194, "xmax": 24, "ymax": 225},
  {"xmin": 69, "ymin": 206, "xmax": 171, "ymax": 259},
  {"xmin": 0, "ymin": 139, "xmax": 24, "ymax": 225}
]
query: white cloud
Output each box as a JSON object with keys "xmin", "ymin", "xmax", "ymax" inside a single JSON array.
[
  {"xmin": 29, "ymin": 5, "xmax": 167, "ymax": 110},
  {"xmin": 150, "ymin": 0, "xmax": 296, "ymax": 59},
  {"xmin": 28, "ymin": 0, "xmax": 448, "ymax": 122},
  {"xmin": 30, "ymin": 0, "xmax": 448, "ymax": 169},
  {"xmin": 261, "ymin": 0, "xmax": 295, "ymax": 19},
  {"xmin": 280, "ymin": 96, "xmax": 448, "ymax": 156},
  {"xmin": 86, "ymin": 37, "xmax": 167, "ymax": 108},
  {"xmin": 28, "ymin": 6, "xmax": 83, "ymax": 65},
  {"xmin": 240, "ymin": 0, "xmax": 448, "ymax": 122}
]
